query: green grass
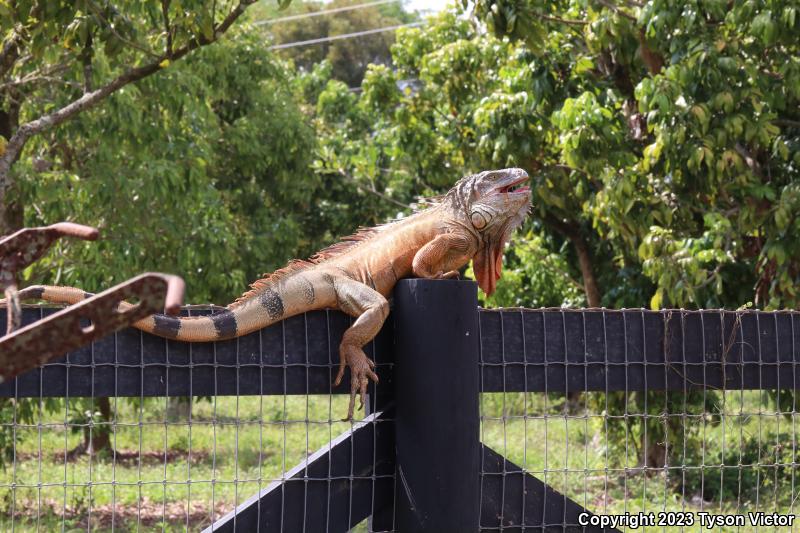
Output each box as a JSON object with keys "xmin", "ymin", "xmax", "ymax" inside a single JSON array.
[
  {"xmin": 1, "ymin": 392, "xmax": 798, "ymax": 531},
  {"xmin": 481, "ymin": 391, "xmax": 799, "ymax": 532},
  {"xmin": 1, "ymin": 395, "xmax": 357, "ymax": 531}
]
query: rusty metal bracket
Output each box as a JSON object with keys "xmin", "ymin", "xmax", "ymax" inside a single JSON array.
[
  {"xmin": 0, "ymin": 222, "xmax": 100, "ymax": 333},
  {"xmin": 0, "ymin": 272, "xmax": 185, "ymax": 382}
]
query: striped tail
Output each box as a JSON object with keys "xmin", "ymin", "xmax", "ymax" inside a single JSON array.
[{"xmin": 11, "ymin": 285, "xmax": 292, "ymax": 342}]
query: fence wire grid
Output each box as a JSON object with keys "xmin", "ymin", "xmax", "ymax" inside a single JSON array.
[
  {"xmin": 1, "ymin": 303, "xmax": 799, "ymax": 532},
  {"xmin": 0, "ymin": 306, "xmax": 395, "ymax": 532},
  {"xmin": 478, "ymin": 308, "xmax": 800, "ymax": 532}
]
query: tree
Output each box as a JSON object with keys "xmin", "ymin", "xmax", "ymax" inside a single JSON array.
[
  {"xmin": 331, "ymin": 0, "xmax": 799, "ymax": 311},
  {"xmin": 3, "ymin": 5, "xmax": 330, "ymax": 460},
  {"xmin": 466, "ymin": 0, "xmax": 800, "ymax": 310},
  {"xmin": 261, "ymin": 0, "xmax": 418, "ymax": 87},
  {"xmin": 0, "ymin": 0, "xmax": 290, "ymax": 236},
  {"xmin": 19, "ymin": 31, "xmax": 318, "ymax": 304},
  {"xmin": 466, "ymin": 0, "xmax": 799, "ymax": 468},
  {"xmin": 311, "ymin": 1, "xmax": 800, "ymax": 469},
  {"xmin": 313, "ymin": 9, "xmax": 616, "ymax": 308}
]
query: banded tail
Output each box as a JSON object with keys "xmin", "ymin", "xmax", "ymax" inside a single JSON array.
[{"xmin": 15, "ymin": 282, "xmax": 302, "ymax": 342}]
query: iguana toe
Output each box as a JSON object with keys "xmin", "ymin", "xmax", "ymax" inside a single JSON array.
[{"xmin": 338, "ymin": 345, "xmax": 379, "ymax": 421}]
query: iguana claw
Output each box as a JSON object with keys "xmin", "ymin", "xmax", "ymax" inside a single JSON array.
[{"xmin": 334, "ymin": 345, "xmax": 379, "ymax": 421}]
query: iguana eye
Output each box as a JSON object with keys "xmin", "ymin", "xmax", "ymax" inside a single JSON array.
[{"xmin": 471, "ymin": 211, "xmax": 488, "ymax": 229}]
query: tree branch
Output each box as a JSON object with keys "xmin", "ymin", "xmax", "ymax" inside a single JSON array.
[
  {"xmin": 0, "ymin": 0, "xmax": 257, "ymax": 194},
  {"xmin": 87, "ymin": 1, "xmax": 160, "ymax": 59},
  {"xmin": 596, "ymin": 1, "xmax": 665, "ymax": 74},
  {"xmin": 734, "ymin": 142, "xmax": 763, "ymax": 177},
  {"xmin": 774, "ymin": 118, "xmax": 800, "ymax": 128},
  {"xmin": 596, "ymin": 0, "xmax": 637, "ymax": 21},
  {"xmin": 161, "ymin": 0, "xmax": 173, "ymax": 57},
  {"xmin": 547, "ymin": 163, "xmax": 588, "ymax": 176},
  {"xmin": 0, "ymin": 99, "xmax": 20, "ymax": 141},
  {"xmin": 0, "ymin": 31, "xmax": 24, "ymax": 80},
  {"xmin": 337, "ymin": 170, "xmax": 411, "ymax": 210},
  {"xmin": 0, "ymin": 63, "xmax": 73, "ymax": 91},
  {"xmin": 1, "ymin": 75, "xmax": 80, "ymax": 92},
  {"xmin": 637, "ymin": 29, "xmax": 664, "ymax": 74},
  {"xmin": 81, "ymin": 37, "xmax": 94, "ymax": 93},
  {"xmin": 537, "ymin": 13, "xmax": 588, "ymax": 26},
  {"xmin": 572, "ymin": 236, "xmax": 602, "ymax": 307}
]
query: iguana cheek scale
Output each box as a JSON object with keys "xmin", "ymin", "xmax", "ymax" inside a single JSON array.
[{"xmin": 13, "ymin": 168, "xmax": 532, "ymax": 420}]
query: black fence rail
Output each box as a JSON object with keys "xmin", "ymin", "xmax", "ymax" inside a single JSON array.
[
  {"xmin": 479, "ymin": 308, "xmax": 800, "ymax": 393},
  {"xmin": 0, "ymin": 305, "xmax": 395, "ymax": 399},
  {"xmin": 1, "ymin": 279, "xmax": 799, "ymax": 531}
]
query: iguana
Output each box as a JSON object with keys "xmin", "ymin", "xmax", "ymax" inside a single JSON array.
[{"xmin": 13, "ymin": 168, "xmax": 531, "ymax": 419}]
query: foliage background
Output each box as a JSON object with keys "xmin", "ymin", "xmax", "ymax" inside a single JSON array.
[{"xmin": 9, "ymin": 0, "xmax": 797, "ymax": 313}]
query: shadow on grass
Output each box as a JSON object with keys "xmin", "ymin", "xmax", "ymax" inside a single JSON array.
[{"xmin": 3, "ymin": 497, "xmax": 230, "ymax": 532}]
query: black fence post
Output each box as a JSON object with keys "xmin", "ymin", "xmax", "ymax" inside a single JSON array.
[{"xmin": 393, "ymin": 278, "xmax": 480, "ymax": 532}]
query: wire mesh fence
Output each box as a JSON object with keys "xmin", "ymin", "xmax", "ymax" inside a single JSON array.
[
  {"xmin": 0, "ymin": 305, "xmax": 394, "ymax": 532},
  {"xmin": 2, "ymin": 285, "xmax": 800, "ymax": 531},
  {"xmin": 478, "ymin": 308, "xmax": 800, "ymax": 531}
]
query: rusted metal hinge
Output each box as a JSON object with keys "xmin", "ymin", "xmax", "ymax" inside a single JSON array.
[{"xmin": 0, "ymin": 223, "xmax": 185, "ymax": 382}]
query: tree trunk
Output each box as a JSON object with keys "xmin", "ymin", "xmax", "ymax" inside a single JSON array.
[
  {"xmin": 68, "ymin": 397, "xmax": 113, "ymax": 459},
  {"xmin": 84, "ymin": 396, "xmax": 112, "ymax": 455},
  {"xmin": 167, "ymin": 397, "xmax": 192, "ymax": 421},
  {"xmin": 640, "ymin": 426, "xmax": 667, "ymax": 470},
  {"xmin": 0, "ymin": 188, "xmax": 24, "ymax": 237},
  {"xmin": 542, "ymin": 214, "xmax": 603, "ymax": 410},
  {"xmin": 572, "ymin": 236, "xmax": 602, "ymax": 307},
  {"xmin": 0, "ymin": 105, "xmax": 23, "ymax": 236},
  {"xmin": 542, "ymin": 214, "xmax": 602, "ymax": 307},
  {"xmin": 566, "ymin": 237, "xmax": 598, "ymax": 409}
]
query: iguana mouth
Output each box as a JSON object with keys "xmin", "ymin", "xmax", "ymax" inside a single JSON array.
[{"xmin": 496, "ymin": 175, "xmax": 530, "ymax": 195}]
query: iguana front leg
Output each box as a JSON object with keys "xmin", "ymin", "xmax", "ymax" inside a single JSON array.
[
  {"xmin": 412, "ymin": 232, "xmax": 475, "ymax": 280},
  {"xmin": 331, "ymin": 277, "xmax": 388, "ymax": 420}
]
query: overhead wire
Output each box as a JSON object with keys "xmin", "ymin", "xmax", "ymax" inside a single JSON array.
[
  {"xmin": 268, "ymin": 22, "xmax": 423, "ymax": 50},
  {"xmin": 253, "ymin": 0, "xmax": 403, "ymax": 25},
  {"xmin": 254, "ymin": 0, "xmax": 425, "ymax": 90}
]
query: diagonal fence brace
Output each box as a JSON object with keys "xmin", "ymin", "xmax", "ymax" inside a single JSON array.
[
  {"xmin": 480, "ymin": 444, "xmax": 619, "ymax": 532},
  {"xmin": 0, "ymin": 272, "xmax": 184, "ymax": 381},
  {"xmin": 205, "ymin": 408, "xmax": 395, "ymax": 533}
]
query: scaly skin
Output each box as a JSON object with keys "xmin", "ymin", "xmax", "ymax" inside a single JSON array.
[{"xmin": 12, "ymin": 168, "xmax": 532, "ymax": 420}]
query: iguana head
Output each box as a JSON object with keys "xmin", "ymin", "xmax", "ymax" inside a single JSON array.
[{"xmin": 448, "ymin": 167, "xmax": 531, "ymax": 296}]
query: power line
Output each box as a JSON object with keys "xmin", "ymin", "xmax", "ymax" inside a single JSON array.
[
  {"xmin": 254, "ymin": 0, "xmax": 403, "ymax": 26},
  {"xmin": 268, "ymin": 22, "xmax": 423, "ymax": 50}
]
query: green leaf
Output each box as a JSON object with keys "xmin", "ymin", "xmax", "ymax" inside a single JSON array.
[
  {"xmin": 575, "ymin": 56, "xmax": 594, "ymax": 74},
  {"xmin": 650, "ymin": 289, "xmax": 663, "ymax": 310}
]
